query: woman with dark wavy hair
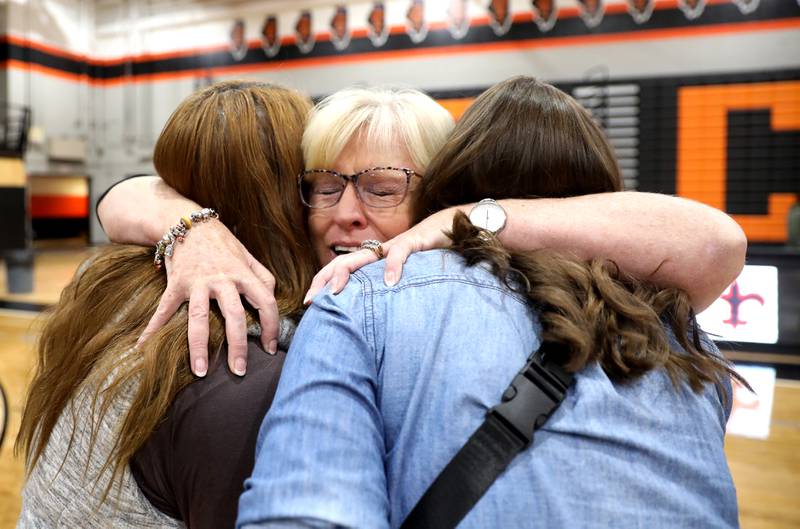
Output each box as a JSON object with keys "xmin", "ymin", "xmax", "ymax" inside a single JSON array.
[{"xmin": 237, "ymin": 77, "xmax": 743, "ymax": 529}]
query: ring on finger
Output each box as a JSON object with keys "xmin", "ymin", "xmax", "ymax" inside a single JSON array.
[{"xmin": 360, "ymin": 239, "xmax": 384, "ymax": 260}]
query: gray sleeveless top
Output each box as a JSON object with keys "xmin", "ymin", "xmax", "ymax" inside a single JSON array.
[{"xmin": 16, "ymin": 369, "xmax": 183, "ymax": 529}]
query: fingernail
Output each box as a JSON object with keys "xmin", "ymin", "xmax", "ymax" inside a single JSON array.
[
  {"xmin": 303, "ymin": 292, "xmax": 312, "ymax": 305},
  {"xmin": 385, "ymin": 271, "xmax": 397, "ymax": 286},
  {"xmin": 234, "ymin": 357, "xmax": 246, "ymax": 376},
  {"xmin": 194, "ymin": 358, "xmax": 207, "ymax": 377},
  {"xmin": 268, "ymin": 340, "xmax": 278, "ymax": 355}
]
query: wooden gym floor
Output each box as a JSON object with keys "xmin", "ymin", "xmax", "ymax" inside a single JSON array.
[{"xmin": 0, "ymin": 248, "xmax": 798, "ymax": 529}]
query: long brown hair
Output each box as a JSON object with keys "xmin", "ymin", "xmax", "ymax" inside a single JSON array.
[
  {"xmin": 16, "ymin": 81, "xmax": 317, "ymax": 494},
  {"xmin": 418, "ymin": 76, "xmax": 744, "ymax": 394},
  {"xmin": 415, "ymin": 76, "xmax": 621, "ymax": 221}
]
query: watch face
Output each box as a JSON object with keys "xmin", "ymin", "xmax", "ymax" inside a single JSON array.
[{"xmin": 469, "ymin": 201, "xmax": 506, "ymax": 233}]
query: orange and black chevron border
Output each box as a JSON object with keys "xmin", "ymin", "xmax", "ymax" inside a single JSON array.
[{"xmin": 0, "ymin": 0, "xmax": 797, "ymax": 85}]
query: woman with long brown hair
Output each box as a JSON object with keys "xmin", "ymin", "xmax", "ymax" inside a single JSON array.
[
  {"xmin": 16, "ymin": 81, "xmax": 317, "ymax": 528},
  {"xmin": 236, "ymin": 76, "xmax": 743, "ymax": 528}
]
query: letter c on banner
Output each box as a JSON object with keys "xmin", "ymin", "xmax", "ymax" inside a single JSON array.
[{"xmin": 677, "ymin": 81, "xmax": 800, "ymax": 242}]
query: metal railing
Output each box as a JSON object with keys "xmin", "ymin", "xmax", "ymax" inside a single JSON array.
[{"xmin": 0, "ymin": 102, "xmax": 31, "ymax": 158}]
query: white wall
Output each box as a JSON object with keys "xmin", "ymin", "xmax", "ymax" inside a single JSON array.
[
  {"xmin": 3, "ymin": 0, "xmax": 94, "ymax": 176},
  {"xmin": 1, "ymin": 0, "xmax": 798, "ymax": 241}
]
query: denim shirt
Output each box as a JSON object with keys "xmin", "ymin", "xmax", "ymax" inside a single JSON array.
[{"xmin": 237, "ymin": 250, "xmax": 738, "ymax": 529}]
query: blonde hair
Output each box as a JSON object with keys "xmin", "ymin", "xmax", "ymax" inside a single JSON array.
[{"xmin": 302, "ymin": 86, "xmax": 454, "ymax": 171}]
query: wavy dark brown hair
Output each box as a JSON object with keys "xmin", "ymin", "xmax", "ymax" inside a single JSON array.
[
  {"xmin": 16, "ymin": 81, "xmax": 317, "ymax": 496},
  {"xmin": 419, "ymin": 76, "xmax": 746, "ymax": 395},
  {"xmin": 448, "ymin": 213, "xmax": 745, "ymax": 394}
]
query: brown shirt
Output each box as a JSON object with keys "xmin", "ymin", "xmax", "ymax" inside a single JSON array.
[{"xmin": 130, "ymin": 337, "xmax": 286, "ymax": 529}]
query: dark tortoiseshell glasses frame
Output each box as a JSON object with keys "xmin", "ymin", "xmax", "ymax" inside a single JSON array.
[{"xmin": 297, "ymin": 166, "xmax": 421, "ymax": 209}]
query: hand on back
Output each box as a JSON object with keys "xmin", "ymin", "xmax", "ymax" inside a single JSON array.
[
  {"xmin": 304, "ymin": 208, "xmax": 457, "ymax": 303},
  {"xmin": 138, "ymin": 220, "xmax": 279, "ymax": 377}
]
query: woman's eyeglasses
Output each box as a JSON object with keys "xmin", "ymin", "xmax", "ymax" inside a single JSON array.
[{"xmin": 298, "ymin": 166, "xmax": 420, "ymax": 209}]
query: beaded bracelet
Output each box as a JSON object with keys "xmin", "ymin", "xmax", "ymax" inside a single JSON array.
[{"xmin": 153, "ymin": 208, "xmax": 219, "ymax": 269}]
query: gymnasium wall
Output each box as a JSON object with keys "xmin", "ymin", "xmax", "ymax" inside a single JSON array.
[{"xmin": 0, "ymin": 0, "xmax": 798, "ymax": 245}]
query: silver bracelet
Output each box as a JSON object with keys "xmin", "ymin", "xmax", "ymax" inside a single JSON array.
[{"xmin": 153, "ymin": 207, "xmax": 218, "ymax": 269}]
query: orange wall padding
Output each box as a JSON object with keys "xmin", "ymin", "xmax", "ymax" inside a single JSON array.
[
  {"xmin": 438, "ymin": 98, "xmax": 474, "ymax": 120},
  {"xmin": 30, "ymin": 195, "xmax": 89, "ymax": 218}
]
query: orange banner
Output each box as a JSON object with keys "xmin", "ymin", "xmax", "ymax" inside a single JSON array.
[{"xmin": 677, "ymin": 81, "xmax": 800, "ymax": 243}]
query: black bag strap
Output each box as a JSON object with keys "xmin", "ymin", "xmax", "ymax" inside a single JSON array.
[{"xmin": 400, "ymin": 343, "xmax": 574, "ymax": 529}]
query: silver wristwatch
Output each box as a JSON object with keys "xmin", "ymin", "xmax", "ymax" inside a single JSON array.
[{"xmin": 468, "ymin": 198, "xmax": 507, "ymax": 235}]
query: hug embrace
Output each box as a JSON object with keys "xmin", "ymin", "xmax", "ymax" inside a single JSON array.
[{"xmin": 18, "ymin": 76, "xmax": 746, "ymax": 529}]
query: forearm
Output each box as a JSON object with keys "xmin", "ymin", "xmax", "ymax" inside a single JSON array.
[
  {"xmin": 97, "ymin": 175, "xmax": 200, "ymax": 245},
  {"xmin": 490, "ymin": 192, "xmax": 746, "ymax": 311},
  {"xmin": 307, "ymin": 192, "xmax": 745, "ymax": 310}
]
